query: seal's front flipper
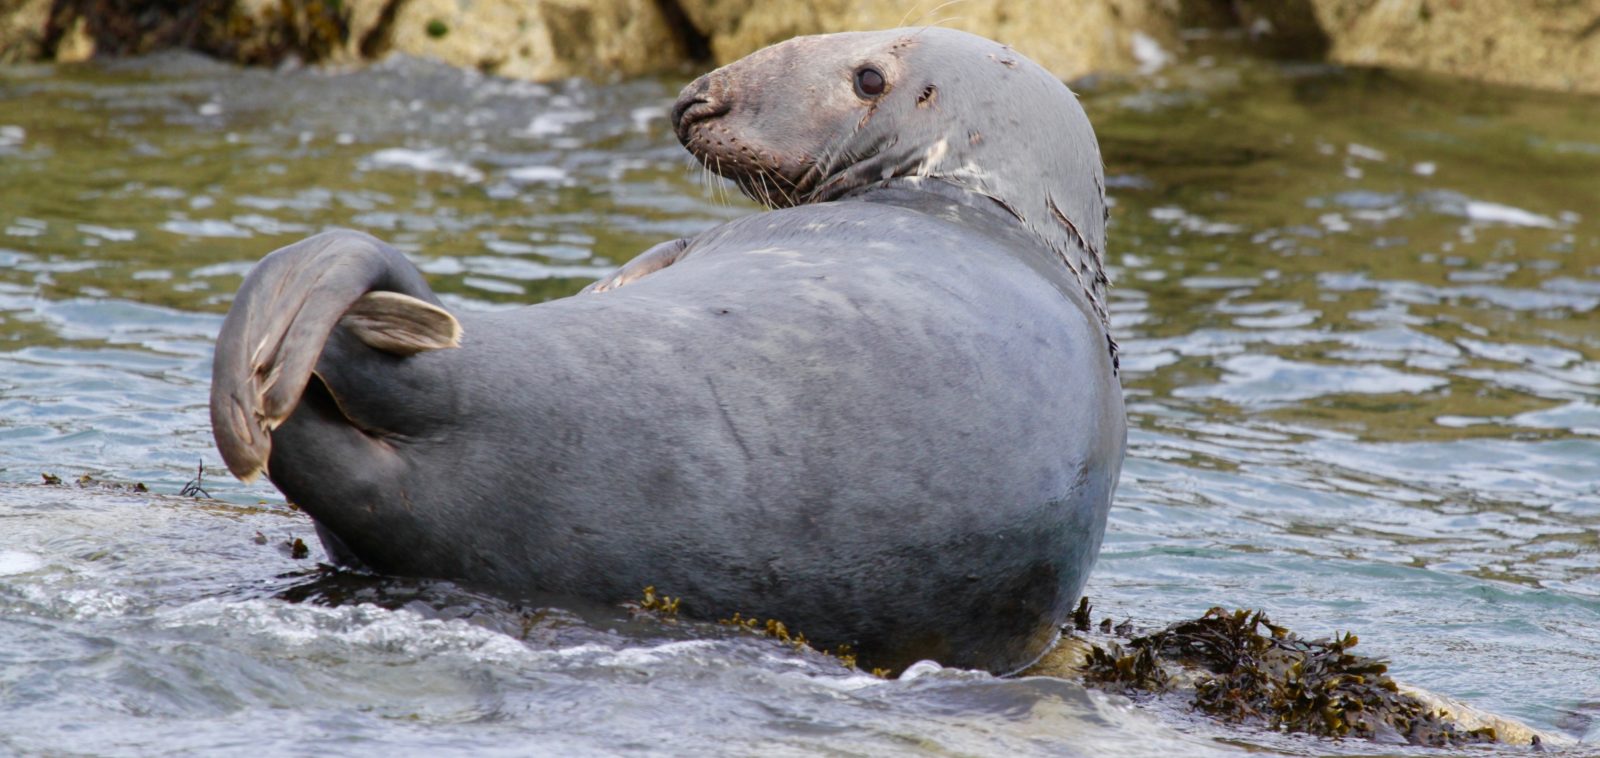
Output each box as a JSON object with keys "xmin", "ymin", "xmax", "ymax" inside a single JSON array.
[{"xmin": 582, "ymin": 237, "xmax": 690, "ymax": 294}]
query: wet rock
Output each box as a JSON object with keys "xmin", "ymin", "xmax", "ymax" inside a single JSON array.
[
  {"xmin": 383, "ymin": 0, "xmax": 685, "ymax": 80},
  {"xmin": 202, "ymin": 0, "xmax": 350, "ymax": 66},
  {"xmin": 3, "ymin": 2, "xmax": 1597, "ymax": 96},
  {"xmin": 1229, "ymin": 0, "xmax": 1600, "ymax": 94},
  {"xmin": 341, "ymin": 0, "xmax": 394, "ymax": 60},
  {"xmin": 51, "ymin": 14, "xmax": 92, "ymax": 62},
  {"xmin": 0, "ymin": 0, "xmax": 50, "ymax": 63},
  {"xmin": 1219, "ymin": 0, "xmax": 1330, "ymax": 58},
  {"xmin": 674, "ymin": 0, "xmax": 1187, "ymax": 81},
  {"xmin": 1025, "ymin": 606, "xmax": 1570, "ymax": 749},
  {"xmin": 17, "ymin": 0, "xmax": 350, "ymax": 66},
  {"xmin": 0, "ymin": 0, "xmax": 682, "ymax": 77}
]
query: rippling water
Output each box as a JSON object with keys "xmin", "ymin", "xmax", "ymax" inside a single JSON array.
[{"xmin": 1, "ymin": 47, "xmax": 1597, "ymax": 755}]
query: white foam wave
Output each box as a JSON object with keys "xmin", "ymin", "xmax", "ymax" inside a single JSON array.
[
  {"xmin": 1463, "ymin": 200, "xmax": 1558, "ymax": 228},
  {"xmin": 0, "ymin": 550, "xmax": 45, "ymax": 576}
]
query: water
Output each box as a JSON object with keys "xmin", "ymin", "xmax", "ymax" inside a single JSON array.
[{"xmin": 2, "ymin": 47, "xmax": 1597, "ymax": 755}]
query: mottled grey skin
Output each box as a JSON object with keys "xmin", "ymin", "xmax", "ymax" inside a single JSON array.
[{"xmin": 211, "ymin": 27, "xmax": 1124, "ymax": 674}]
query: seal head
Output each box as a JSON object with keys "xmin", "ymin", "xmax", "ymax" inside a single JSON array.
[{"xmin": 675, "ymin": 27, "xmax": 1112, "ymax": 337}]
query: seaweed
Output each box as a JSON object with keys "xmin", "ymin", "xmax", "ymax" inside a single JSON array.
[
  {"xmin": 1071, "ymin": 595, "xmax": 1092, "ymax": 632},
  {"xmin": 179, "ymin": 461, "xmax": 211, "ymax": 498},
  {"xmin": 39, "ymin": 471, "xmax": 149, "ymax": 492},
  {"xmin": 625, "ymin": 586, "xmax": 886, "ymax": 676},
  {"xmin": 1083, "ymin": 607, "xmax": 1497, "ymax": 746},
  {"xmin": 636, "ymin": 585, "xmax": 681, "ymax": 616},
  {"xmin": 718, "ymin": 611, "xmax": 889, "ymax": 678}
]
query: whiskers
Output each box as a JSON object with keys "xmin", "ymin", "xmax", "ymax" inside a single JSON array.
[
  {"xmin": 682, "ymin": 128, "xmax": 830, "ymax": 210},
  {"xmin": 898, "ymin": 0, "xmax": 971, "ymax": 30},
  {"xmin": 765, "ymin": 166, "xmax": 802, "ymax": 207},
  {"xmin": 741, "ymin": 167, "xmax": 801, "ymax": 209},
  {"xmin": 696, "ymin": 155, "xmax": 718, "ymax": 204},
  {"xmin": 712, "ymin": 156, "xmax": 733, "ymax": 206},
  {"xmin": 690, "ymin": 153, "xmax": 735, "ymax": 207},
  {"xmin": 914, "ymin": 16, "xmax": 967, "ymax": 33}
]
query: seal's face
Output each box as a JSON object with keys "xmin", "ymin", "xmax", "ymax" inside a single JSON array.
[
  {"xmin": 671, "ymin": 31, "xmax": 904, "ymax": 208},
  {"xmin": 672, "ymin": 28, "xmax": 1112, "ymax": 326},
  {"xmin": 673, "ymin": 29, "xmax": 928, "ymax": 209}
]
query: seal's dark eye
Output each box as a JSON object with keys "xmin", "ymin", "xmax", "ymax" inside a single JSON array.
[{"xmin": 854, "ymin": 66, "xmax": 886, "ymax": 99}]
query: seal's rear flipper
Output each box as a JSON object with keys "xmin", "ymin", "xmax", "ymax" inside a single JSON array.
[
  {"xmin": 210, "ymin": 229, "xmax": 459, "ymax": 483},
  {"xmin": 340, "ymin": 291, "xmax": 461, "ymax": 355}
]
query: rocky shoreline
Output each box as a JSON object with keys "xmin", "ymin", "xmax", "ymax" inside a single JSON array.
[{"xmin": 3, "ymin": 1, "xmax": 1598, "ymax": 94}]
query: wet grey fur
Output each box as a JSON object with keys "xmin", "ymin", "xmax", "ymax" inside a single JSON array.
[{"xmin": 210, "ymin": 27, "xmax": 1125, "ymax": 674}]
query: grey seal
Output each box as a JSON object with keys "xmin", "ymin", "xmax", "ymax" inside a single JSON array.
[{"xmin": 210, "ymin": 26, "xmax": 1124, "ymax": 674}]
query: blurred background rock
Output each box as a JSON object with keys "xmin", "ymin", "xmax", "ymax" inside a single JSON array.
[{"xmin": 2, "ymin": 1, "xmax": 1597, "ymax": 93}]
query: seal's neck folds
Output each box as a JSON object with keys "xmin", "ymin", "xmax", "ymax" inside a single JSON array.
[
  {"xmin": 803, "ymin": 28, "xmax": 1112, "ymax": 346},
  {"xmin": 807, "ymin": 129, "xmax": 1113, "ymax": 371}
]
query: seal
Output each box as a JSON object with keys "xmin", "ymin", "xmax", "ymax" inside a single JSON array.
[{"xmin": 210, "ymin": 27, "xmax": 1125, "ymax": 675}]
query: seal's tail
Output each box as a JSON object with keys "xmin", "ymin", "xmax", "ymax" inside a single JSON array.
[{"xmin": 210, "ymin": 229, "xmax": 460, "ymax": 483}]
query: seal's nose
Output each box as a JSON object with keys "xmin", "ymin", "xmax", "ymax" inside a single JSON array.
[{"xmin": 671, "ymin": 76, "xmax": 729, "ymax": 145}]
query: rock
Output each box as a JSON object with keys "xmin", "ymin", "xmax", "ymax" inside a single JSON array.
[
  {"xmin": 15, "ymin": 0, "xmax": 352, "ymax": 66},
  {"xmin": 385, "ymin": 0, "xmax": 553, "ymax": 78},
  {"xmin": 1024, "ymin": 615, "xmax": 1571, "ymax": 749},
  {"xmin": 674, "ymin": 0, "xmax": 1187, "ymax": 81},
  {"xmin": 200, "ymin": 0, "xmax": 350, "ymax": 66},
  {"xmin": 336, "ymin": 0, "xmax": 394, "ymax": 60},
  {"xmin": 3, "ymin": 2, "xmax": 1597, "ymax": 98},
  {"xmin": 51, "ymin": 13, "xmax": 93, "ymax": 63},
  {"xmin": 383, "ymin": 0, "xmax": 684, "ymax": 80},
  {"xmin": 1232, "ymin": 0, "xmax": 1600, "ymax": 94},
  {"xmin": 1223, "ymin": 0, "xmax": 1330, "ymax": 58},
  {"xmin": 0, "ymin": 0, "xmax": 50, "ymax": 63},
  {"xmin": 1395, "ymin": 683, "xmax": 1558, "ymax": 749}
]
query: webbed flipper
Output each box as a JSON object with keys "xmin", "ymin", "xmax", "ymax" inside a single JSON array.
[{"xmin": 209, "ymin": 229, "xmax": 460, "ymax": 483}]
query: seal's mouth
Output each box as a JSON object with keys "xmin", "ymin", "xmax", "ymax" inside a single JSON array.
[{"xmin": 671, "ymin": 79, "xmax": 817, "ymax": 209}]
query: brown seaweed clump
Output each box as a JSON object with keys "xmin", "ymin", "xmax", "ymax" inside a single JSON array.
[{"xmin": 1083, "ymin": 607, "xmax": 1498, "ymax": 747}]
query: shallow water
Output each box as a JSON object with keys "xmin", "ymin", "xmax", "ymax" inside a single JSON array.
[{"xmin": 1, "ymin": 47, "xmax": 1597, "ymax": 755}]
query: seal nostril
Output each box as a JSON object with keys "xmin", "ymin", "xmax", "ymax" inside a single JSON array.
[
  {"xmin": 671, "ymin": 77, "xmax": 730, "ymax": 143},
  {"xmin": 671, "ymin": 95, "xmax": 706, "ymax": 131},
  {"xmin": 672, "ymin": 97, "xmax": 731, "ymax": 143}
]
